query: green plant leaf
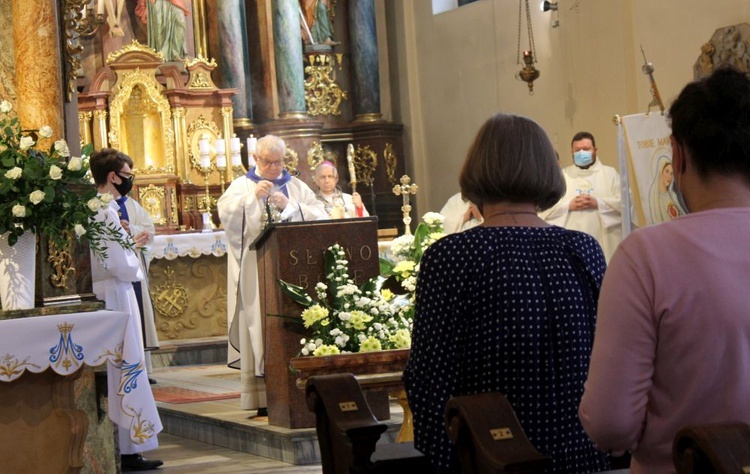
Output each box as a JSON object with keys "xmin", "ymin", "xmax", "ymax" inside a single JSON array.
[
  {"xmin": 277, "ymin": 279, "xmax": 314, "ymax": 307},
  {"xmin": 379, "ymin": 256, "xmax": 395, "ymax": 276}
]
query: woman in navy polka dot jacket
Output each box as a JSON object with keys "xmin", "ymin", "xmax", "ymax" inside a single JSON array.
[{"xmin": 403, "ymin": 113, "xmax": 610, "ymax": 473}]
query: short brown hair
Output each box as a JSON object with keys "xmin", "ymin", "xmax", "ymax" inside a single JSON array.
[
  {"xmin": 459, "ymin": 114, "xmax": 565, "ymax": 212},
  {"xmin": 90, "ymin": 148, "xmax": 130, "ymax": 186}
]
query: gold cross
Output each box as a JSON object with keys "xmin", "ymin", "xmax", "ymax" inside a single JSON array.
[{"xmin": 392, "ymin": 175, "xmax": 418, "ymax": 235}]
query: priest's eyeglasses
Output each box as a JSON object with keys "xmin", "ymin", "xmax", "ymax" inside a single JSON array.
[{"xmin": 258, "ymin": 158, "xmax": 284, "ymax": 168}]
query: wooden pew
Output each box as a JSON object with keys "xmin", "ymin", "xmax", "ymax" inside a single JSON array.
[
  {"xmin": 445, "ymin": 392, "xmax": 551, "ymax": 473},
  {"xmin": 673, "ymin": 422, "xmax": 750, "ymax": 473},
  {"xmin": 305, "ymin": 373, "xmax": 429, "ymax": 474}
]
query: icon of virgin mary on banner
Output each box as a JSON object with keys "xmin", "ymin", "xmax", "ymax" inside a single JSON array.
[{"xmin": 648, "ymin": 154, "xmax": 686, "ymax": 223}]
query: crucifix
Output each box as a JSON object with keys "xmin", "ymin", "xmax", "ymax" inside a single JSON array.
[{"xmin": 392, "ymin": 175, "xmax": 418, "ymax": 235}]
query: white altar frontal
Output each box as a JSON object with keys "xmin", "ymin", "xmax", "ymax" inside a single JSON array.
[{"xmin": 0, "ymin": 309, "xmax": 162, "ymax": 471}]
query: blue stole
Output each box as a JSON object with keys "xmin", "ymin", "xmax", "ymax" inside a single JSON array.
[
  {"xmin": 246, "ymin": 166, "xmax": 292, "ymax": 197},
  {"xmin": 116, "ymin": 195, "xmax": 145, "ymax": 336},
  {"xmin": 116, "ymin": 195, "xmax": 129, "ymax": 220}
]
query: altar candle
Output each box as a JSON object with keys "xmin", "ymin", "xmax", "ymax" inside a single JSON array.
[
  {"xmin": 247, "ymin": 135, "xmax": 257, "ymax": 154},
  {"xmin": 216, "ymin": 153, "xmax": 226, "ymax": 169},
  {"xmin": 198, "ymin": 138, "xmax": 210, "ymax": 155},
  {"xmin": 200, "ymin": 155, "xmax": 211, "ymax": 169},
  {"xmin": 215, "ymin": 138, "xmax": 226, "ymax": 155},
  {"xmin": 231, "ymin": 136, "xmax": 241, "ymax": 153},
  {"xmin": 97, "ymin": 0, "xmax": 104, "ymax": 15},
  {"xmin": 231, "ymin": 152, "xmax": 242, "ymax": 167}
]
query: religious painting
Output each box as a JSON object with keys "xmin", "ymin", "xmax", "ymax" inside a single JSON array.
[{"xmin": 620, "ymin": 113, "xmax": 686, "ymax": 228}]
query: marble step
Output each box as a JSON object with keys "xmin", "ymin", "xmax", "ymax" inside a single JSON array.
[{"xmin": 151, "ymin": 336, "xmax": 228, "ymax": 368}]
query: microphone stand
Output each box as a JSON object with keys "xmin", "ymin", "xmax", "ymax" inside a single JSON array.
[{"xmin": 368, "ymin": 179, "xmax": 377, "ymax": 217}]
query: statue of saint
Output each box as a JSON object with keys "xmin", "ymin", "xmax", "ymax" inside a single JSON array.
[
  {"xmin": 299, "ymin": 0, "xmax": 339, "ymax": 46},
  {"xmin": 135, "ymin": 0, "xmax": 191, "ymax": 62}
]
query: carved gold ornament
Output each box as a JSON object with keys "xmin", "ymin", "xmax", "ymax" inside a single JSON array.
[
  {"xmin": 47, "ymin": 236, "xmax": 75, "ymax": 289},
  {"xmin": 304, "ymin": 54, "xmax": 349, "ymax": 116},
  {"xmin": 106, "ymin": 39, "xmax": 164, "ymax": 65},
  {"xmin": 185, "ymin": 55, "xmax": 218, "ymax": 69},
  {"xmin": 306, "ymin": 141, "xmax": 328, "ymax": 169},
  {"xmin": 285, "ymin": 148, "xmax": 300, "ymax": 173},
  {"xmin": 354, "ymin": 145, "xmax": 377, "ymax": 185},
  {"xmin": 153, "ymin": 267, "xmax": 188, "ymax": 320},
  {"xmin": 108, "ymin": 69, "xmax": 175, "ymax": 174},
  {"xmin": 138, "ymin": 185, "xmax": 167, "ymax": 226},
  {"xmin": 384, "ymin": 143, "xmax": 398, "ymax": 186},
  {"xmin": 63, "ymin": 0, "xmax": 90, "ymax": 101},
  {"xmin": 170, "ymin": 188, "xmax": 180, "ymax": 225}
]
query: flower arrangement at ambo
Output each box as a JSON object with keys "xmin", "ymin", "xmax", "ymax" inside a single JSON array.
[
  {"xmin": 0, "ymin": 100, "xmax": 130, "ymax": 257},
  {"xmin": 379, "ymin": 212, "xmax": 446, "ymax": 322},
  {"xmin": 278, "ymin": 243, "xmax": 412, "ymax": 356}
]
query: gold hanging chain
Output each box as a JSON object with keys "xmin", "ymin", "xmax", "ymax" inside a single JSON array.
[{"xmin": 517, "ymin": 0, "xmax": 537, "ymax": 65}]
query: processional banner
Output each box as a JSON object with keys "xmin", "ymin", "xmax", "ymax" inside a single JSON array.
[{"xmin": 618, "ymin": 113, "xmax": 687, "ymax": 234}]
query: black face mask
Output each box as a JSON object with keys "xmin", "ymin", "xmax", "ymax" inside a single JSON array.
[{"xmin": 114, "ymin": 173, "xmax": 134, "ymax": 197}]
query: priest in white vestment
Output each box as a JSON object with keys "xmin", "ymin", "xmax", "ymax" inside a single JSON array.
[
  {"xmin": 218, "ymin": 135, "xmax": 327, "ymax": 411},
  {"xmin": 312, "ymin": 160, "xmax": 369, "ymax": 218},
  {"xmin": 439, "ymin": 192, "xmax": 483, "ymax": 233},
  {"xmin": 540, "ymin": 132, "xmax": 622, "ymax": 261}
]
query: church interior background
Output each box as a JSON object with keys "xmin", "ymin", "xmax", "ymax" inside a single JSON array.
[{"xmin": 1, "ymin": 0, "xmax": 750, "ymax": 470}]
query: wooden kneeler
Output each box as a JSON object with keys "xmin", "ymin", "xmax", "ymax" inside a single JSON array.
[
  {"xmin": 445, "ymin": 392, "xmax": 551, "ymax": 473},
  {"xmin": 673, "ymin": 422, "xmax": 750, "ymax": 473},
  {"xmin": 305, "ymin": 373, "xmax": 429, "ymax": 474}
]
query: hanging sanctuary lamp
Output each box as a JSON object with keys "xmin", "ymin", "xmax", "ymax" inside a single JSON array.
[{"xmin": 516, "ymin": 0, "xmax": 540, "ymax": 94}]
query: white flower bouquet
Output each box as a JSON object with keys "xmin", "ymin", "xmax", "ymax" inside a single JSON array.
[
  {"xmin": 0, "ymin": 99, "xmax": 131, "ymax": 258},
  {"xmin": 379, "ymin": 212, "xmax": 446, "ymax": 321},
  {"xmin": 278, "ymin": 243, "xmax": 412, "ymax": 356}
]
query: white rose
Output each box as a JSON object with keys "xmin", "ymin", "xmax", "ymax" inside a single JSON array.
[
  {"xmin": 29, "ymin": 190, "xmax": 46, "ymax": 205},
  {"xmin": 54, "ymin": 140, "xmax": 70, "ymax": 157},
  {"xmin": 99, "ymin": 192, "xmax": 114, "ymax": 205},
  {"xmin": 39, "ymin": 125, "xmax": 53, "ymax": 139},
  {"xmin": 11, "ymin": 204, "xmax": 26, "ymax": 217},
  {"xmin": 49, "ymin": 165, "xmax": 63, "ymax": 180},
  {"xmin": 74, "ymin": 224, "xmax": 86, "ymax": 237},
  {"xmin": 0, "ymin": 100, "xmax": 11, "ymax": 113},
  {"xmin": 67, "ymin": 156, "xmax": 82, "ymax": 171},
  {"xmin": 5, "ymin": 167, "xmax": 22, "ymax": 180},
  {"xmin": 87, "ymin": 197, "xmax": 102, "ymax": 212},
  {"xmin": 19, "ymin": 136, "xmax": 34, "ymax": 151}
]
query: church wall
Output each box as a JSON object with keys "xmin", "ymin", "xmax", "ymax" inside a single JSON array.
[{"xmin": 388, "ymin": 0, "xmax": 750, "ymax": 216}]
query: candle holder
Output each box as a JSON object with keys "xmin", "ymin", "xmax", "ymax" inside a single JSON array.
[{"xmin": 392, "ymin": 175, "xmax": 418, "ymax": 235}]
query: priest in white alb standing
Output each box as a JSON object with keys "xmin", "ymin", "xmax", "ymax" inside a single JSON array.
[{"xmin": 218, "ymin": 135, "xmax": 327, "ymax": 413}]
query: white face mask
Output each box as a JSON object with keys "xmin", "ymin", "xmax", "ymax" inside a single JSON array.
[{"xmin": 573, "ymin": 150, "xmax": 593, "ymax": 167}]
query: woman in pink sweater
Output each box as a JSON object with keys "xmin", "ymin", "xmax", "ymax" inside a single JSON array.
[{"xmin": 579, "ymin": 66, "xmax": 750, "ymax": 473}]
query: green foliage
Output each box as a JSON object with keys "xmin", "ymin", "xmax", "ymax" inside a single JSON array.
[{"xmin": 0, "ymin": 100, "xmax": 131, "ymax": 258}]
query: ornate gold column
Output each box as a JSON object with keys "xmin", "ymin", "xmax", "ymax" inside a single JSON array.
[
  {"xmin": 12, "ymin": 0, "xmax": 64, "ymax": 147},
  {"xmin": 172, "ymin": 107, "xmax": 188, "ymax": 179},
  {"xmin": 93, "ymin": 109, "xmax": 108, "ymax": 150}
]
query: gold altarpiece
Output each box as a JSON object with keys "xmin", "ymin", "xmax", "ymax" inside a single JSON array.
[
  {"xmin": 77, "ymin": 41, "xmax": 238, "ymax": 233},
  {"xmin": 77, "ymin": 41, "xmax": 237, "ymax": 343}
]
